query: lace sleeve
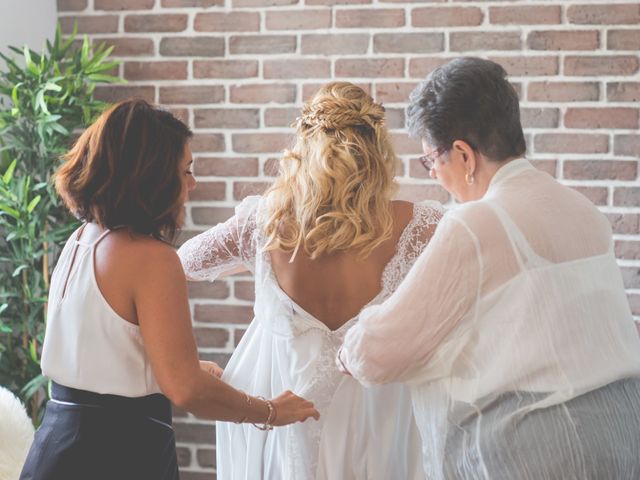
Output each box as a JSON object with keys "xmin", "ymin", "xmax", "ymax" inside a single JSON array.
[
  {"xmin": 177, "ymin": 196, "xmax": 262, "ymax": 282},
  {"xmin": 381, "ymin": 201, "xmax": 445, "ymax": 295}
]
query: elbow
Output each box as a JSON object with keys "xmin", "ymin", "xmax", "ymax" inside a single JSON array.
[{"xmin": 161, "ymin": 379, "xmax": 198, "ymax": 410}]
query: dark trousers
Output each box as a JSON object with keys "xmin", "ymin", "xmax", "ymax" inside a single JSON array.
[{"xmin": 20, "ymin": 383, "xmax": 179, "ymax": 480}]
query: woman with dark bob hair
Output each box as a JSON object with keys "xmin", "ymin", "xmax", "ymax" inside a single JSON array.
[
  {"xmin": 338, "ymin": 57, "xmax": 640, "ymax": 479},
  {"xmin": 20, "ymin": 99, "xmax": 319, "ymax": 480}
]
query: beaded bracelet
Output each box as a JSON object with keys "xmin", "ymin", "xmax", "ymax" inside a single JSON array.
[{"xmin": 252, "ymin": 396, "xmax": 276, "ymax": 431}]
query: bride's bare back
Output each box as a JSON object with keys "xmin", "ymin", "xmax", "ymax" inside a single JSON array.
[{"xmin": 268, "ymin": 200, "xmax": 419, "ymax": 331}]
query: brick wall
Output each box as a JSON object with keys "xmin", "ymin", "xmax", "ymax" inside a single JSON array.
[{"xmin": 56, "ymin": 0, "xmax": 639, "ymax": 478}]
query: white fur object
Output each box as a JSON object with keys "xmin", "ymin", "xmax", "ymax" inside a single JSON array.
[{"xmin": 0, "ymin": 387, "xmax": 34, "ymax": 480}]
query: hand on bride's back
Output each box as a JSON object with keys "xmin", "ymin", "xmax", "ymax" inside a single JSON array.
[{"xmin": 271, "ymin": 390, "xmax": 320, "ymax": 426}]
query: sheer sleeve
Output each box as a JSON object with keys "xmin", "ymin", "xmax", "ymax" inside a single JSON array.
[
  {"xmin": 178, "ymin": 196, "xmax": 261, "ymax": 282},
  {"xmin": 339, "ymin": 211, "xmax": 482, "ymax": 385}
]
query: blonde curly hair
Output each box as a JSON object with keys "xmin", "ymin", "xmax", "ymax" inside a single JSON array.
[{"xmin": 263, "ymin": 82, "xmax": 398, "ymax": 260}]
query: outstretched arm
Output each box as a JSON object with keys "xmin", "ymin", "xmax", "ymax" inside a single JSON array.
[
  {"xmin": 136, "ymin": 243, "xmax": 319, "ymax": 425},
  {"xmin": 338, "ymin": 214, "xmax": 482, "ymax": 385},
  {"xmin": 178, "ymin": 196, "xmax": 260, "ymax": 281}
]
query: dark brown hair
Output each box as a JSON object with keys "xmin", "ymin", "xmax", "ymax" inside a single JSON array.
[{"xmin": 56, "ymin": 99, "xmax": 192, "ymax": 241}]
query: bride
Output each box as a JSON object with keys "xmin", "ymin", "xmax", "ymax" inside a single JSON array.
[{"xmin": 178, "ymin": 82, "xmax": 442, "ymax": 479}]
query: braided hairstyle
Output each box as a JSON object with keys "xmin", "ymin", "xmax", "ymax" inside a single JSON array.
[{"xmin": 263, "ymin": 82, "xmax": 398, "ymax": 260}]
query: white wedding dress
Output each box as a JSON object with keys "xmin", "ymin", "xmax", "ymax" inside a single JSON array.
[{"xmin": 178, "ymin": 195, "xmax": 443, "ymax": 480}]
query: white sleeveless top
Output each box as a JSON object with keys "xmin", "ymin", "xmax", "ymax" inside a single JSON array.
[{"xmin": 41, "ymin": 225, "xmax": 161, "ymax": 397}]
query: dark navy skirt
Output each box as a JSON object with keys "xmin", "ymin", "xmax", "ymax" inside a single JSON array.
[{"xmin": 20, "ymin": 382, "xmax": 179, "ymax": 480}]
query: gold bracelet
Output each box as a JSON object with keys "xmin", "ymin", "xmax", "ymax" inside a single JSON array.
[
  {"xmin": 252, "ymin": 396, "xmax": 275, "ymax": 431},
  {"xmin": 235, "ymin": 391, "xmax": 252, "ymax": 424}
]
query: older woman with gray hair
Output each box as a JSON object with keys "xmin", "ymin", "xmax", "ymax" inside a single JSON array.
[{"xmin": 338, "ymin": 57, "xmax": 640, "ymax": 479}]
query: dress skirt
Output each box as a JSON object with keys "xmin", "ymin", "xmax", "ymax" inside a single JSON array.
[{"xmin": 20, "ymin": 382, "xmax": 179, "ymax": 480}]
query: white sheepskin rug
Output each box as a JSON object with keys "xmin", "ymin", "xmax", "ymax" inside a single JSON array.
[{"xmin": 0, "ymin": 387, "xmax": 34, "ymax": 480}]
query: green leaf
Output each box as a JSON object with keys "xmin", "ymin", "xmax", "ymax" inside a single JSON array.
[
  {"xmin": 0, "ymin": 303, "xmax": 8, "ymax": 315},
  {"xmin": 2, "ymin": 159, "xmax": 17, "ymax": 184},
  {"xmin": 49, "ymin": 122, "xmax": 69, "ymax": 135},
  {"xmin": 0, "ymin": 203, "xmax": 20, "ymax": 219},
  {"xmin": 27, "ymin": 195, "xmax": 41, "ymax": 213},
  {"xmin": 12, "ymin": 265, "xmax": 28, "ymax": 277}
]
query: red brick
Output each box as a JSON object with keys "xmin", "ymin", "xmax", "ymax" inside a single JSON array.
[
  {"xmin": 451, "ymin": 32, "xmax": 522, "ymax": 51},
  {"xmin": 307, "ymin": 0, "xmax": 369, "ymax": 4},
  {"xmin": 264, "ymin": 158, "xmax": 280, "ymax": 177},
  {"xmin": 301, "ymin": 34, "xmax": 369, "ymax": 55},
  {"xmin": 534, "ymin": 134, "xmax": 609, "ymax": 154},
  {"xmin": 191, "ymin": 133, "xmax": 226, "ymax": 153},
  {"xmin": 385, "ymin": 107, "xmax": 405, "ymax": 129},
  {"xmin": 396, "ymin": 183, "xmax": 450, "ymax": 204},
  {"xmin": 608, "ymin": 82, "xmax": 640, "ymax": 102},
  {"xmin": 412, "ymin": 7, "xmax": 483, "ymax": 27},
  {"xmin": 191, "ymin": 207, "xmax": 235, "ymax": 225},
  {"xmin": 489, "ymin": 56, "xmax": 558, "ymax": 76},
  {"xmin": 528, "ymin": 81, "xmax": 599, "ymax": 102},
  {"xmin": 528, "ymin": 30, "xmax": 600, "ymax": 51},
  {"xmin": 173, "ymin": 423, "xmax": 215, "ymax": 444},
  {"xmin": 520, "ymin": 108, "xmax": 559, "ymax": 128},
  {"xmin": 176, "ymin": 447, "xmax": 191, "ymax": 467},
  {"xmin": 194, "ymin": 12, "xmax": 260, "ymax": 32},
  {"xmin": 409, "ymin": 57, "xmax": 455, "ymax": 78},
  {"xmin": 94, "ymin": 85, "xmax": 155, "ymax": 103},
  {"xmin": 563, "ymin": 160, "xmax": 638, "ymax": 181},
  {"xmin": 374, "ymin": 33, "xmax": 444, "ymax": 54},
  {"xmin": 57, "ymin": 0, "xmax": 87, "ymax": 11},
  {"xmin": 160, "ymin": 37, "xmax": 224, "ymax": 57},
  {"xmin": 194, "ymin": 109, "xmax": 260, "ymax": 129},
  {"xmin": 196, "ymin": 448, "xmax": 216, "ymax": 468},
  {"xmin": 336, "ymin": 8, "xmax": 405, "ymax": 28},
  {"xmin": 194, "ymin": 60, "xmax": 258, "ymax": 79},
  {"xmin": 124, "ymin": 61, "xmax": 187, "ymax": 80},
  {"xmin": 167, "ymin": 108, "xmax": 188, "ymax": 123},
  {"xmin": 194, "ymin": 327, "xmax": 230, "ymax": 348},
  {"xmin": 381, "ymin": 0, "xmax": 444, "ymax": 2},
  {"xmin": 187, "ymin": 281, "xmax": 230, "ymax": 299},
  {"xmin": 124, "ymin": 14, "xmax": 187, "ymax": 32},
  {"xmin": 614, "ymin": 135, "xmax": 640, "ymax": 157},
  {"xmin": 565, "ymin": 108, "xmax": 638, "ymax": 129},
  {"xmin": 95, "ymin": 0, "xmax": 154, "ymax": 9},
  {"xmin": 232, "ymin": 133, "xmax": 291, "ymax": 153},
  {"xmin": 571, "ymin": 186, "xmax": 609, "ymax": 206},
  {"xmin": 389, "ymin": 134, "xmax": 422, "ymax": 156},
  {"xmin": 194, "ymin": 157, "xmax": 259, "ymax": 176},
  {"xmin": 59, "ymin": 15, "xmax": 118, "ymax": 33},
  {"xmin": 233, "ymin": 0, "xmax": 296, "ymax": 6},
  {"xmin": 409, "ymin": 158, "xmax": 431, "ymax": 179},
  {"xmin": 234, "ymin": 280, "xmax": 255, "ymax": 301},
  {"xmin": 189, "ymin": 181, "xmax": 226, "ymax": 201},
  {"xmin": 233, "ymin": 181, "xmax": 272, "ymax": 200},
  {"xmin": 621, "ymin": 267, "xmax": 640, "ymax": 289},
  {"xmin": 565, "ymin": 56, "xmax": 639, "ymax": 76},
  {"xmin": 160, "ymin": 86, "xmax": 224, "ymax": 105},
  {"xmin": 229, "ymin": 35, "xmax": 296, "ymax": 55},
  {"xmin": 234, "ymin": 328, "xmax": 247, "ymax": 346},
  {"xmin": 608, "ymin": 30, "xmax": 640, "ymax": 50},
  {"xmin": 336, "ymin": 58, "xmax": 404, "ymax": 78},
  {"xmin": 568, "ymin": 4, "xmax": 640, "ymax": 25},
  {"xmin": 264, "ymin": 59, "xmax": 330, "ymax": 79},
  {"xmin": 264, "ymin": 107, "xmax": 299, "ymax": 127},
  {"xmin": 614, "ymin": 187, "xmax": 640, "ymax": 207},
  {"xmin": 489, "ymin": 6, "xmax": 560, "ymax": 25},
  {"xmin": 606, "ymin": 213, "xmax": 640, "ymax": 235},
  {"xmin": 93, "ymin": 37, "xmax": 154, "ymax": 57},
  {"xmin": 230, "ymin": 84, "xmax": 296, "ymax": 104},
  {"xmin": 375, "ymin": 82, "xmax": 418, "ymax": 104},
  {"xmin": 266, "ymin": 9, "xmax": 331, "ymax": 30},
  {"xmin": 162, "ymin": 0, "xmax": 223, "ymax": 6}
]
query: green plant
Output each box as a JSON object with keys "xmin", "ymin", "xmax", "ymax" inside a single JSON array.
[{"xmin": 0, "ymin": 24, "xmax": 122, "ymax": 422}]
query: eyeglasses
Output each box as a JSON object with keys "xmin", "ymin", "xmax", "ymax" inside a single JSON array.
[{"xmin": 419, "ymin": 147, "xmax": 447, "ymax": 171}]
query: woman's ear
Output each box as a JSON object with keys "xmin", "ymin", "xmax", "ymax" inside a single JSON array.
[{"xmin": 452, "ymin": 140, "xmax": 477, "ymax": 174}]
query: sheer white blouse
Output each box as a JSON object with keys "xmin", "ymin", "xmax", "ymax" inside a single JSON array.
[{"xmin": 339, "ymin": 158, "xmax": 640, "ymax": 479}]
